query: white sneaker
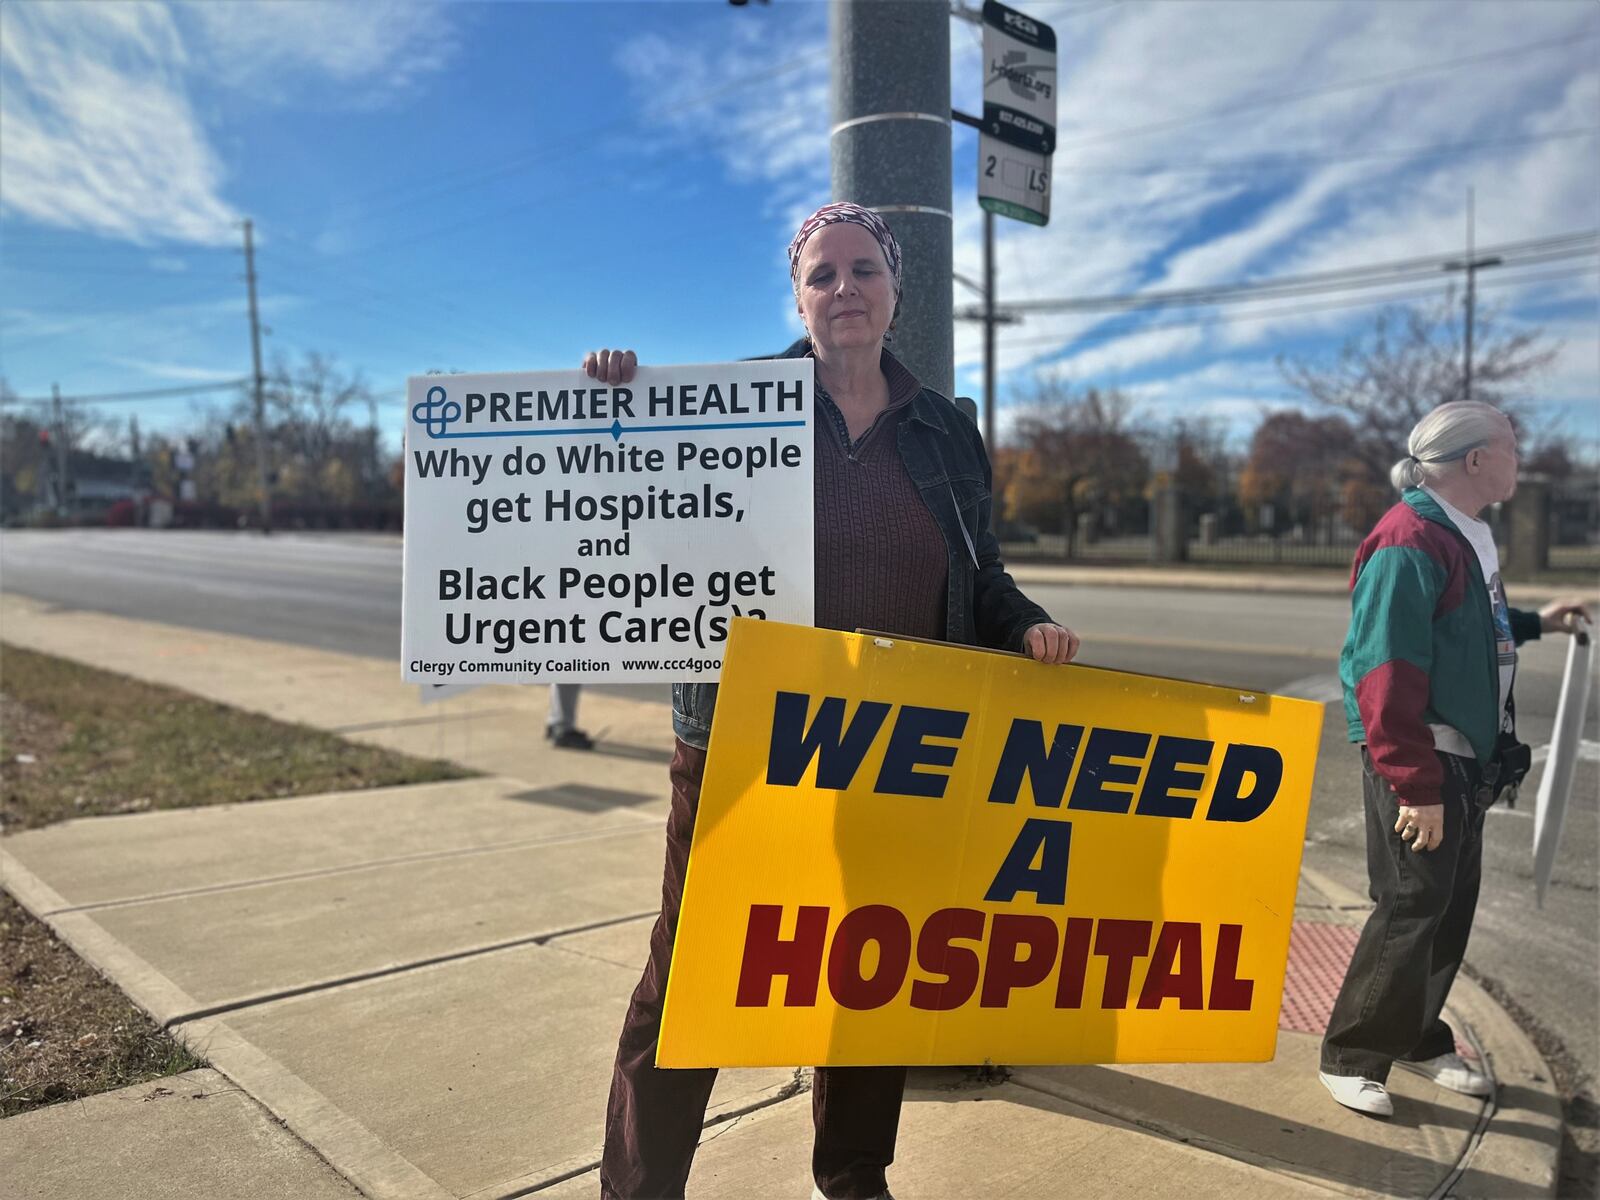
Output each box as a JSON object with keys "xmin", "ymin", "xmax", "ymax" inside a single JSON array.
[
  {"xmin": 1319, "ymin": 1070, "xmax": 1394, "ymax": 1116},
  {"xmin": 1396, "ymin": 1051, "xmax": 1493, "ymax": 1097}
]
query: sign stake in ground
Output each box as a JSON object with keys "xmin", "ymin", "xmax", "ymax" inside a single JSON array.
[
  {"xmin": 1534, "ymin": 619, "xmax": 1593, "ymax": 907},
  {"xmin": 979, "ymin": 0, "xmax": 1055, "ymax": 226}
]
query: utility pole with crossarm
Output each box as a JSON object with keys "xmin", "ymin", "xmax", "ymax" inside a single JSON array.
[
  {"xmin": 242, "ymin": 219, "xmax": 273, "ymax": 533},
  {"xmin": 1443, "ymin": 188, "xmax": 1503, "ymax": 403}
]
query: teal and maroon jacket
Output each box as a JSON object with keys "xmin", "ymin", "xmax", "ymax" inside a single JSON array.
[{"xmin": 1340, "ymin": 488, "xmax": 1542, "ymax": 806}]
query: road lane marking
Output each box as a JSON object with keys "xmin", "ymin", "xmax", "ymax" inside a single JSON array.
[
  {"xmin": 1276, "ymin": 673, "xmax": 1344, "ymax": 703},
  {"xmin": 1531, "ymin": 739, "xmax": 1600, "ymax": 766},
  {"xmin": 1083, "ymin": 630, "xmax": 1337, "ymax": 661}
]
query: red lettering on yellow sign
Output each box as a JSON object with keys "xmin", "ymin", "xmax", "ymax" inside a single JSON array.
[{"xmin": 733, "ymin": 903, "xmax": 1255, "ymax": 1013}]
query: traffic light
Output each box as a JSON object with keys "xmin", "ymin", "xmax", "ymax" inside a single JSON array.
[{"xmin": 38, "ymin": 428, "xmax": 50, "ymax": 448}]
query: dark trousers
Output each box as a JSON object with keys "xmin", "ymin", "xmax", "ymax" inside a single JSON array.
[
  {"xmin": 1321, "ymin": 748, "xmax": 1486, "ymax": 1083},
  {"xmin": 601, "ymin": 739, "xmax": 906, "ymax": 1200}
]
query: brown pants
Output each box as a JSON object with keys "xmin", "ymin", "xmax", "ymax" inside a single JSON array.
[{"xmin": 600, "ymin": 739, "xmax": 906, "ymax": 1199}]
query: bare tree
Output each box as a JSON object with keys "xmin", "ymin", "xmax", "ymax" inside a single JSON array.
[
  {"xmin": 266, "ymin": 351, "xmax": 373, "ymax": 475},
  {"xmin": 1278, "ymin": 289, "xmax": 1558, "ymax": 486},
  {"xmin": 149, "ymin": 351, "xmax": 391, "ymax": 516}
]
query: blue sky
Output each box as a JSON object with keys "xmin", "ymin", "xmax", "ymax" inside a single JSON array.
[{"xmin": 1, "ymin": 0, "xmax": 1596, "ymax": 456}]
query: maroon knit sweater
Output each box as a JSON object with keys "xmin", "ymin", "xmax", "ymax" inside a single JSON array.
[{"xmin": 812, "ymin": 350, "xmax": 949, "ymax": 641}]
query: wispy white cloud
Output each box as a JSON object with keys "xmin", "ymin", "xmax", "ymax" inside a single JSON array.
[
  {"xmin": 614, "ymin": 10, "xmax": 831, "ymax": 230},
  {"xmin": 612, "ymin": 1, "xmax": 1595, "ymax": 439},
  {"xmin": 949, "ymin": 0, "xmax": 1599, "ymax": 420},
  {"xmin": 0, "ymin": 2, "xmax": 239, "ymax": 245},
  {"xmin": 0, "ymin": 1, "xmax": 458, "ymax": 248},
  {"xmin": 107, "ymin": 356, "xmax": 246, "ymax": 382},
  {"xmin": 0, "ymin": 292, "xmax": 300, "ymax": 362},
  {"xmin": 1035, "ymin": 324, "xmax": 1208, "ymax": 387},
  {"xmin": 177, "ymin": 0, "xmax": 458, "ymax": 106}
]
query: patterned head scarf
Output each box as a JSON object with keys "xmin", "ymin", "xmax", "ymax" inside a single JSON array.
[{"xmin": 787, "ymin": 202, "xmax": 903, "ymax": 300}]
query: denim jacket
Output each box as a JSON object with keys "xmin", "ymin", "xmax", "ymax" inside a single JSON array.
[{"xmin": 672, "ymin": 341, "xmax": 1052, "ymax": 749}]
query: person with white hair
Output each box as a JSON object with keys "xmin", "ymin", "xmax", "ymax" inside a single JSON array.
[{"xmin": 1318, "ymin": 400, "xmax": 1590, "ymax": 1117}]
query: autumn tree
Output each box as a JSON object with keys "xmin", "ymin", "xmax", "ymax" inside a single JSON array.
[
  {"xmin": 1158, "ymin": 414, "xmax": 1231, "ymax": 512},
  {"xmin": 1004, "ymin": 380, "xmax": 1147, "ymax": 555},
  {"xmin": 1237, "ymin": 410, "xmax": 1371, "ymax": 533}
]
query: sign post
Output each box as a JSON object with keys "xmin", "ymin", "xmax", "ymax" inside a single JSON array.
[
  {"xmin": 1534, "ymin": 620, "xmax": 1593, "ymax": 907},
  {"xmin": 979, "ymin": 0, "xmax": 1056, "ymax": 227}
]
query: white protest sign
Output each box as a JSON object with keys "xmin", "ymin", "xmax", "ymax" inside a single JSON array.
[{"xmin": 402, "ymin": 361, "xmax": 814, "ymax": 686}]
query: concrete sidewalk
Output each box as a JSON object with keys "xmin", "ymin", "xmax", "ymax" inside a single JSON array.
[{"xmin": 0, "ymin": 592, "xmax": 1564, "ymax": 1198}]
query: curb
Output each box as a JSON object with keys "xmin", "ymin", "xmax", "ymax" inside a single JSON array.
[
  {"xmin": 1299, "ymin": 866, "xmax": 1562, "ymax": 1198},
  {"xmin": 1, "ymin": 843, "xmax": 457, "ymax": 1200},
  {"xmin": 1006, "ymin": 564, "xmax": 1593, "ymax": 606},
  {"xmin": 1008, "ymin": 565, "xmax": 1349, "ymax": 597}
]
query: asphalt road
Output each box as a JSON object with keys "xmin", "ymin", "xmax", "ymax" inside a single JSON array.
[{"xmin": 3, "ymin": 528, "xmax": 1596, "ymax": 1117}]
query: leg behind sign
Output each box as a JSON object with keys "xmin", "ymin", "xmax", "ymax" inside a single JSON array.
[
  {"xmin": 811, "ymin": 1066, "xmax": 907, "ymax": 1200},
  {"xmin": 601, "ymin": 740, "xmax": 718, "ymax": 1198},
  {"xmin": 600, "ymin": 729, "xmax": 907, "ymax": 1199}
]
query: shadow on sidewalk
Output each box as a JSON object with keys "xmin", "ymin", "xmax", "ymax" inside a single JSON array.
[
  {"xmin": 508, "ymin": 783, "xmax": 656, "ymax": 813},
  {"xmin": 921, "ymin": 1065, "xmax": 1551, "ymax": 1198},
  {"xmin": 588, "ymin": 740, "xmax": 673, "ymax": 765}
]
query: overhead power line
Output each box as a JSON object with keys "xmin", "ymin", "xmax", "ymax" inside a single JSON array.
[
  {"xmin": 988, "ymin": 263, "xmax": 1599, "ymax": 354},
  {"xmin": 0, "ymin": 296, "xmax": 246, "ymax": 356},
  {"xmin": 1066, "ymin": 126, "xmax": 1600, "ymax": 177},
  {"xmin": 963, "ymin": 231, "xmax": 1598, "ymax": 319},
  {"xmin": 1, "ymin": 379, "xmax": 250, "ymax": 408}
]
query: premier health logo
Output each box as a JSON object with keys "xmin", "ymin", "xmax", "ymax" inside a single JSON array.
[{"xmin": 413, "ymin": 385, "xmax": 463, "ymax": 438}]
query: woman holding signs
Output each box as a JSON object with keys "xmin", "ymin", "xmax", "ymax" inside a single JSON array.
[
  {"xmin": 1320, "ymin": 400, "xmax": 1589, "ymax": 1117},
  {"xmin": 589, "ymin": 202, "xmax": 1077, "ymax": 1200}
]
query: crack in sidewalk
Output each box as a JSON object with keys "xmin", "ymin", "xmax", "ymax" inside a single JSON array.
[
  {"xmin": 41, "ymin": 820, "xmax": 665, "ymax": 917},
  {"xmin": 162, "ymin": 909, "xmax": 662, "ymax": 1029},
  {"xmin": 504, "ymin": 1069, "xmax": 811, "ymax": 1197}
]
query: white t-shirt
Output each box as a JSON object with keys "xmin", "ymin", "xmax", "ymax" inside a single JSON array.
[{"xmin": 1423, "ymin": 486, "xmax": 1516, "ymax": 755}]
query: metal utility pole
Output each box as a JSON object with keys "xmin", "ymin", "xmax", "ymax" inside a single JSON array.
[
  {"xmin": 242, "ymin": 219, "xmax": 272, "ymax": 532},
  {"xmin": 983, "ymin": 210, "xmax": 996, "ymax": 450},
  {"xmin": 1443, "ymin": 188, "xmax": 1502, "ymax": 403},
  {"xmin": 953, "ymin": 210, "xmax": 1020, "ymax": 447},
  {"xmin": 831, "ymin": 0, "xmax": 953, "ymax": 398},
  {"xmin": 50, "ymin": 383, "xmax": 69, "ymax": 515}
]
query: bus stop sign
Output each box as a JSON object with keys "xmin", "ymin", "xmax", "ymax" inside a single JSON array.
[
  {"xmin": 982, "ymin": 0, "xmax": 1056, "ymax": 156},
  {"xmin": 980, "ymin": 1, "xmax": 1055, "ymax": 227}
]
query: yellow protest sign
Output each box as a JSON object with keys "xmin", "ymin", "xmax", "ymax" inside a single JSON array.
[{"xmin": 657, "ymin": 618, "xmax": 1322, "ymax": 1068}]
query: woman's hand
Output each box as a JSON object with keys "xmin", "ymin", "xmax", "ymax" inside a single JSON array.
[
  {"xmin": 1539, "ymin": 598, "xmax": 1592, "ymax": 634},
  {"xmin": 1395, "ymin": 803, "xmax": 1445, "ymax": 852},
  {"xmin": 582, "ymin": 348, "xmax": 638, "ymax": 385},
  {"xmin": 1023, "ymin": 622, "xmax": 1080, "ymax": 664}
]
